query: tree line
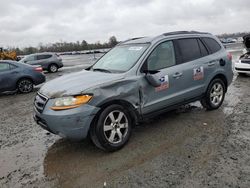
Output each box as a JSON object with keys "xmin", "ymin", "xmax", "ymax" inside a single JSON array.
[
  {"xmin": 217, "ymin": 32, "xmax": 250, "ymax": 39},
  {"xmin": 10, "ymin": 36, "xmax": 118, "ymax": 55}
]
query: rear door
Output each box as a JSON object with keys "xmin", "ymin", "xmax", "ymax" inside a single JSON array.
[{"xmin": 172, "ymin": 38, "xmax": 211, "ymax": 99}]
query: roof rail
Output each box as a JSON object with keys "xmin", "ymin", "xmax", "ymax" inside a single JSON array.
[
  {"xmin": 119, "ymin": 37, "xmax": 146, "ymax": 44},
  {"xmin": 162, "ymin": 31, "xmax": 210, "ymax": 36}
]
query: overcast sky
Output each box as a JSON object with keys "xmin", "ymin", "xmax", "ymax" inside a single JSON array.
[{"xmin": 0, "ymin": 0, "xmax": 249, "ymax": 48}]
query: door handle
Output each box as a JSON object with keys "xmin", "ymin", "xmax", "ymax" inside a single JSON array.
[
  {"xmin": 208, "ymin": 61, "xmax": 216, "ymax": 66},
  {"xmin": 173, "ymin": 72, "xmax": 183, "ymax": 78}
]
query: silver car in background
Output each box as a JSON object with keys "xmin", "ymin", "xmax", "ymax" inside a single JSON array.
[{"xmin": 20, "ymin": 52, "xmax": 63, "ymax": 73}]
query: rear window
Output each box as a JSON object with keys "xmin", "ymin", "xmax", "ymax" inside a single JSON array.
[
  {"xmin": 176, "ymin": 38, "xmax": 201, "ymax": 63},
  {"xmin": 37, "ymin": 54, "xmax": 52, "ymax": 60},
  {"xmin": 202, "ymin": 37, "xmax": 221, "ymax": 54}
]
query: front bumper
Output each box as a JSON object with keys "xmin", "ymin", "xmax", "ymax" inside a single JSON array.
[
  {"xmin": 235, "ymin": 61, "xmax": 250, "ymax": 73},
  {"xmin": 34, "ymin": 97, "xmax": 100, "ymax": 140}
]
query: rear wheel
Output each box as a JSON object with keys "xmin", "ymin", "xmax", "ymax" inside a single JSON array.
[
  {"xmin": 90, "ymin": 104, "xmax": 132, "ymax": 152},
  {"xmin": 17, "ymin": 78, "xmax": 33, "ymax": 93},
  {"xmin": 200, "ymin": 79, "xmax": 225, "ymax": 110},
  {"xmin": 48, "ymin": 64, "xmax": 58, "ymax": 73}
]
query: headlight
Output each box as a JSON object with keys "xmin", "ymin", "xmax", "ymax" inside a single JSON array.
[{"xmin": 51, "ymin": 95, "xmax": 92, "ymax": 111}]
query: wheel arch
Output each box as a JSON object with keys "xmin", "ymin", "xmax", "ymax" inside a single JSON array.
[
  {"xmin": 210, "ymin": 73, "xmax": 228, "ymax": 92},
  {"xmin": 16, "ymin": 76, "xmax": 34, "ymax": 86},
  {"xmin": 88, "ymin": 99, "xmax": 140, "ymax": 137}
]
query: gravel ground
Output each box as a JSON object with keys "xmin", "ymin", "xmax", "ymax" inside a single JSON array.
[{"xmin": 0, "ymin": 51, "xmax": 250, "ymax": 188}]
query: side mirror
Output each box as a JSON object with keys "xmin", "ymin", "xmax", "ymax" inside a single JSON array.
[
  {"xmin": 145, "ymin": 73, "xmax": 162, "ymax": 87},
  {"xmin": 142, "ymin": 60, "xmax": 162, "ymax": 87}
]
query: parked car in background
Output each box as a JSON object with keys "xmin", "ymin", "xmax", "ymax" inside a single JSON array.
[
  {"xmin": 19, "ymin": 52, "xmax": 63, "ymax": 73},
  {"xmin": 34, "ymin": 31, "xmax": 233, "ymax": 151},
  {"xmin": 0, "ymin": 60, "xmax": 45, "ymax": 94},
  {"xmin": 235, "ymin": 34, "xmax": 250, "ymax": 75}
]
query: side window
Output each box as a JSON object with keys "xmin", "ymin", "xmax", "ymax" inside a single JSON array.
[
  {"xmin": 198, "ymin": 39, "xmax": 209, "ymax": 57},
  {"xmin": 37, "ymin": 54, "xmax": 52, "ymax": 60},
  {"xmin": 25, "ymin": 55, "xmax": 36, "ymax": 62},
  {"xmin": 147, "ymin": 41, "xmax": 176, "ymax": 71},
  {"xmin": 176, "ymin": 38, "xmax": 201, "ymax": 63},
  {"xmin": 0, "ymin": 63, "xmax": 10, "ymax": 72},
  {"xmin": 202, "ymin": 37, "xmax": 221, "ymax": 54}
]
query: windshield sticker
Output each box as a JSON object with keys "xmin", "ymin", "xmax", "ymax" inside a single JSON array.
[
  {"xmin": 128, "ymin": 46, "xmax": 143, "ymax": 51},
  {"xmin": 193, "ymin": 66, "xmax": 204, "ymax": 80},
  {"xmin": 155, "ymin": 75, "xmax": 169, "ymax": 92}
]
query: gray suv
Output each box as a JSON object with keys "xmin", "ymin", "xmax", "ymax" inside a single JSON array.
[
  {"xmin": 20, "ymin": 52, "xmax": 63, "ymax": 73},
  {"xmin": 34, "ymin": 31, "xmax": 233, "ymax": 151}
]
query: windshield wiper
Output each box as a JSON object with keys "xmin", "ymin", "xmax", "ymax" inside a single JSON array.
[{"xmin": 93, "ymin": 68, "xmax": 112, "ymax": 73}]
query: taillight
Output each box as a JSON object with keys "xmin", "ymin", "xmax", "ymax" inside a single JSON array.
[
  {"xmin": 227, "ymin": 52, "xmax": 232, "ymax": 61},
  {"xmin": 34, "ymin": 67, "xmax": 43, "ymax": 72}
]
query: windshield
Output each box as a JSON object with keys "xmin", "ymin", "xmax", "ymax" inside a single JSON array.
[
  {"xmin": 20, "ymin": 54, "xmax": 36, "ymax": 63},
  {"xmin": 92, "ymin": 43, "xmax": 149, "ymax": 73}
]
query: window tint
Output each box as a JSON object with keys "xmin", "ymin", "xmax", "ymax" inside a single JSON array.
[
  {"xmin": 147, "ymin": 41, "xmax": 176, "ymax": 71},
  {"xmin": 197, "ymin": 39, "xmax": 209, "ymax": 57},
  {"xmin": 37, "ymin": 54, "xmax": 52, "ymax": 60},
  {"xmin": 0, "ymin": 63, "xmax": 10, "ymax": 72},
  {"xmin": 202, "ymin": 37, "xmax": 221, "ymax": 54},
  {"xmin": 177, "ymin": 38, "xmax": 201, "ymax": 63}
]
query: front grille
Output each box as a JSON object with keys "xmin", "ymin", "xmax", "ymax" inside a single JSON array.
[
  {"xmin": 241, "ymin": 60, "xmax": 250, "ymax": 64},
  {"xmin": 34, "ymin": 93, "xmax": 48, "ymax": 113},
  {"xmin": 235, "ymin": 67, "xmax": 250, "ymax": 71}
]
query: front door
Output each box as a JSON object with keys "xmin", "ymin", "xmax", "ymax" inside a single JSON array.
[
  {"xmin": 140, "ymin": 40, "xmax": 187, "ymax": 115},
  {"xmin": 0, "ymin": 63, "xmax": 14, "ymax": 92}
]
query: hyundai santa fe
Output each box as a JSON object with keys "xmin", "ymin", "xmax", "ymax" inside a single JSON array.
[{"xmin": 33, "ymin": 31, "xmax": 233, "ymax": 151}]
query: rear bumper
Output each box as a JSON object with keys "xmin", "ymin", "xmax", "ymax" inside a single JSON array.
[
  {"xmin": 34, "ymin": 74, "xmax": 46, "ymax": 85},
  {"xmin": 58, "ymin": 61, "xmax": 64, "ymax": 68}
]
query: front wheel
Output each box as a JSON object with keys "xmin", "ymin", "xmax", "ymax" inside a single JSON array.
[
  {"xmin": 200, "ymin": 79, "xmax": 226, "ymax": 110},
  {"xmin": 90, "ymin": 104, "xmax": 132, "ymax": 152}
]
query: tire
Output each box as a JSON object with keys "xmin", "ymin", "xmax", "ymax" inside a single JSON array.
[
  {"xmin": 200, "ymin": 78, "xmax": 226, "ymax": 110},
  {"xmin": 48, "ymin": 64, "xmax": 58, "ymax": 73},
  {"xmin": 90, "ymin": 104, "xmax": 132, "ymax": 152},
  {"xmin": 17, "ymin": 78, "xmax": 33, "ymax": 93}
]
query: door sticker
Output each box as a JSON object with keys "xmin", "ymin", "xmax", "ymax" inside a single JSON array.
[
  {"xmin": 128, "ymin": 46, "xmax": 143, "ymax": 51},
  {"xmin": 155, "ymin": 75, "xmax": 169, "ymax": 92},
  {"xmin": 193, "ymin": 66, "xmax": 204, "ymax": 80}
]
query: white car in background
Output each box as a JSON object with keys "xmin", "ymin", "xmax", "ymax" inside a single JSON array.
[{"xmin": 235, "ymin": 34, "xmax": 250, "ymax": 75}]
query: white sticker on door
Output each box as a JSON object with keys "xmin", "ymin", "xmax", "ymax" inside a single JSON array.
[
  {"xmin": 155, "ymin": 75, "xmax": 169, "ymax": 92},
  {"xmin": 193, "ymin": 66, "xmax": 204, "ymax": 80},
  {"xmin": 128, "ymin": 46, "xmax": 143, "ymax": 51}
]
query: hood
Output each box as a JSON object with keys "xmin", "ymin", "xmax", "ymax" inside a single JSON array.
[
  {"xmin": 243, "ymin": 34, "xmax": 250, "ymax": 51},
  {"xmin": 39, "ymin": 70, "xmax": 124, "ymax": 98}
]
